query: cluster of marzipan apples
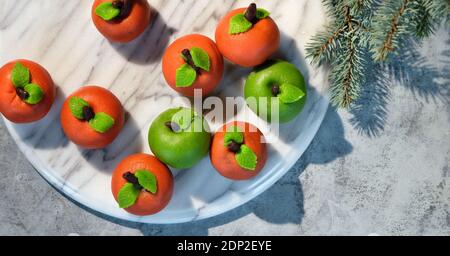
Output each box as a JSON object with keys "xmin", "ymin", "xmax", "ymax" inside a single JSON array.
[{"xmin": 0, "ymin": 0, "xmax": 307, "ymax": 216}]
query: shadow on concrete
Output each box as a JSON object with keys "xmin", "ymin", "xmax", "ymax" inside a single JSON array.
[{"xmin": 349, "ymin": 31, "xmax": 450, "ymax": 137}]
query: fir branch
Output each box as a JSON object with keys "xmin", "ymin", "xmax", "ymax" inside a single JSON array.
[
  {"xmin": 305, "ymin": 0, "xmax": 347, "ymax": 65},
  {"xmin": 306, "ymin": 0, "xmax": 448, "ymax": 109},
  {"xmin": 347, "ymin": 0, "xmax": 374, "ymax": 14},
  {"xmin": 305, "ymin": 0, "xmax": 374, "ymax": 65},
  {"xmin": 305, "ymin": 24, "xmax": 346, "ymax": 65},
  {"xmin": 306, "ymin": 0, "xmax": 372, "ymax": 107},
  {"xmin": 415, "ymin": 0, "xmax": 435, "ymax": 38},
  {"xmin": 370, "ymin": 0, "xmax": 414, "ymax": 61},
  {"xmin": 329, "ymin": 36, "xmax": 366, "ymax": 107},
  {"xmin": 325, "ymin": 0, "xmax": 347, "ymax": 20},
  {"xmin": 329, "ymin": 5, "xmax": 367, "ymax": 107},
  {"xmin": 414, "ymin": 0, "xmax": 449, "ymax": 38}
]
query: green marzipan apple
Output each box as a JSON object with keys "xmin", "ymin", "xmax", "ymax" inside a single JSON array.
[
  {"xmin": 148, "ymin": 107, "xmax": 211, "ymax": 169},
  {"xmin": 244, "ymin": 59, "xmax": 307, "ymax": 123}
]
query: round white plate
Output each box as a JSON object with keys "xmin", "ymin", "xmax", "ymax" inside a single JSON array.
[{"xmin": 1, "ymin": 0, "xmax": 329, "ymax": 223}]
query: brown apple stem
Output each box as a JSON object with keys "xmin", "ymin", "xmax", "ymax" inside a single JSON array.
[
  {"xmin": 271, "ymin": 85, "xmax": 280, "ymax": 96},
  {"xmin": 244, "ymin": 3, "xmax": 258, "ymax": 24},
  {"xmin": 181, "ymin": 49, "xmax": 200, "ymax": 73},
  {"xmin": 82, "ymin": 106, "xmax": 95, "ymax": 121},
  {"xmin": 112, "ymin": 0, "xmax": 132, "ymax": 19},
  {"xmin": 227, "ymin": 141, "xmax": 242, "ymax": 153},
  {"xmin": 165, "ymin": 121, "xmax": 181, "ymax": 133},
  {"xmin": 123, "ymin": 172, "xmax": 143, "ymax": 189},
  {"xmin": 15, "ymin": 87, "xmax": 29, "ymax": 101}
]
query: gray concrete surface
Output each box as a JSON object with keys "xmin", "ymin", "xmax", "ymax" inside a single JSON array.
[{"xmin": 0, "ymin": 27, "xmax": 448, "ymax": 236}]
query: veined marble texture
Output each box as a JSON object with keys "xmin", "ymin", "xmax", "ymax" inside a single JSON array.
[{"xmin": 0, "ymin": 0, "xmax": 329, "ymax": 223}]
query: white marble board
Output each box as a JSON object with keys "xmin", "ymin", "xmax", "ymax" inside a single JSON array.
[{"xmin": 0, "ymin": 0, "xmax": 329, "ymax": 223}]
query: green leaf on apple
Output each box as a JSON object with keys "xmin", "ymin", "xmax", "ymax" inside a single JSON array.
[
  {"xmin": 224, "ymin": 125, "xmax": 244, "ymax": 146},
  {"xmin": 69, "ymin": 96, "xmax": 90, "ymax": 120},
  {"xmin": 235, "ymin": 144, "xmax": 257, "ymax": 171},
  {"xmin": 176, "ymin": 64, "xmax": 197, "ymax": 87},
  {"xmin": 23, "ymin": 83, "xmax": 44, "ymax": 104},
  {"xmin": 11, "ymin": 62, "xmax": 30, "ymax": 88},
  {"xmin": 256, "ymin": 8, "xmax": 270, "ymax": 19},
  {"xmin": 88, "ymin": 112, "xmax": 115, "ymax": 133},
  {"xmin": 229, "ymin": 13, "xmax": 253, "ymax": 35},
  {"xmin": 117, "ymin": 183, "xmax": 141, "ymax": 208},
  {"xmin": 171, "ymin": 108, "xmax": 197, "ymax": 131},
  {"xmin": 95, "ymin": 2, "xmax": 121, "ymax": 21},
  {"xmin": 278, "ymin": 83, "xmax": 306, "ymax": 104},
  {"xmin": 190, "ymin": 47, "xmax": 210, "ymax": 72},
  {"xmin": 135, "ymin": 169, "xmax": 157, "ymax": 194}
]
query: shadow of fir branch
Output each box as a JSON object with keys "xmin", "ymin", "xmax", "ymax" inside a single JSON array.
[{"xmin": 349, "ymin": 31, "xmax": 449, "ymax": 137}]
